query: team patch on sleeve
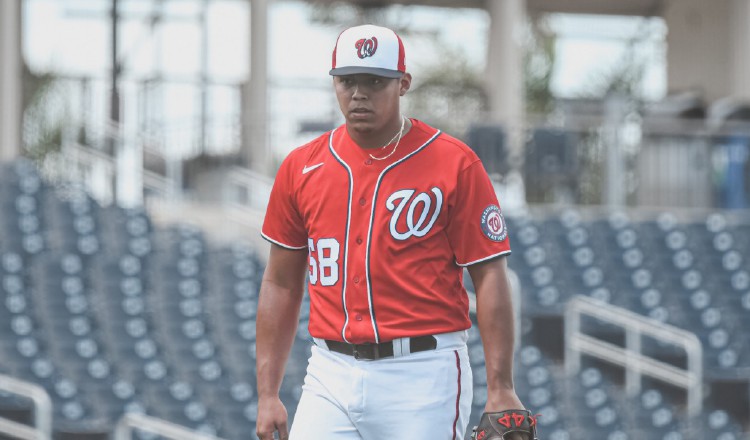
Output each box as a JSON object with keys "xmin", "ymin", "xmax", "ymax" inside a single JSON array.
[{"xmin": 480, "ymin": 205, "xmax": 507, "ymax": 242}]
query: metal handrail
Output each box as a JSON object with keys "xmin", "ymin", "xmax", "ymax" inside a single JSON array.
[
  {"xmin": 0, "ymin": 419, "xmax": 40, "ymax": 440},
  {"xmin": 113, "ymin": 413, "xmax": 228, "ymax": 440},
  {"xmin": 0, "ymin": 374, "xmax": 53, "ymax": 440},
  {"xmin": 564, "ymin": 295, "xmax": 703, "ymax": 416}
]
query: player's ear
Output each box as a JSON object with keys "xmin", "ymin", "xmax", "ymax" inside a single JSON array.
[{"xmin": 399, "ymin": 73, "xmax": 412, "ymax": 96}]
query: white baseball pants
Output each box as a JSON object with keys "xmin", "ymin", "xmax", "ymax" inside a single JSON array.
[{"xmin": 289, "ymin": 331, "xmax": 473, "ymax": 440}]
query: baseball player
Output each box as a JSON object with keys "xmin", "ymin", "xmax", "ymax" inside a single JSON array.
[{"xmin": 256, "ymin": 24, "xmax": 535, "ymax": 440}]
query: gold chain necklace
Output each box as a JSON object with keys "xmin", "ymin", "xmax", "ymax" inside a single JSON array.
[{"xmin": 369, "ymin": 116, "xmax": 406, "ymax": 161}]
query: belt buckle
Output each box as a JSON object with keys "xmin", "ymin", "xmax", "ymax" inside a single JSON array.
[{"xmin": 352, "ymin": 343, "xmax": 379, "ymax": 360}]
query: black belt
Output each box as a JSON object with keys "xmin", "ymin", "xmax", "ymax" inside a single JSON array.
[{"xmin": 324, "ymin": 335, "xmax": 437, "ymax": 360}]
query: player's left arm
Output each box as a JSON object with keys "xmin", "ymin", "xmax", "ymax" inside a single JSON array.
[{"xmin": 468, "ymin": 255, "xmax": 525, "ymax": 413}]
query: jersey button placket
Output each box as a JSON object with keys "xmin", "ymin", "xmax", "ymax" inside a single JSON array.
[
  {"xmin": 356, "ymin": 237, "xmax": 363, "ymax": 245},
  {"xmin": 358, "ymin": 198, "xmax": 366, "ymax": 206}
]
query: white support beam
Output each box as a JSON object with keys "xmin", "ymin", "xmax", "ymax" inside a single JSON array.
[
  {"xmin": 729, "ymin": 0, "xmax": 750, "ymax": 100},
  {"xmin": 485, "ymin": 0, "xmax": 526, "ymax": 155},
  {"xmin": 244, "ymin": 0, "xmax": 269, "ymax": 174},
  {"xmin": 0, "ymin": 0, "xmax": 23, "ymax": 162},
  {"xmin": 663, "ymin": 0, "xmax": 732, "ymax": 101}
]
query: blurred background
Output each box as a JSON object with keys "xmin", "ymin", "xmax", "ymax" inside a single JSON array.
[{"xmin": 0, "ymin": 0, "xmax": 749, "ymax": 439}]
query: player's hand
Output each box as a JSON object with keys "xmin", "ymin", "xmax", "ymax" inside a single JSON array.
[
  {"xmin": 482, "ymin": 390, "xmax": 535, "ymax": 440},
  {"xmin": 256, "ymin": 396, "xmax": 289, "ymax": 440}
]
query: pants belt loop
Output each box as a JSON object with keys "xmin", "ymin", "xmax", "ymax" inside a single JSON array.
[
  {"xmin": 392, "ymin": 338, "xmax": 402, "ymax": 357},
  {"xmin": 393, "ymin": 337, "xmax": 409, "ymax": 357},
  {"xmin": 403, "ymin": 337, "xmax": 412, "ymax": 356}
]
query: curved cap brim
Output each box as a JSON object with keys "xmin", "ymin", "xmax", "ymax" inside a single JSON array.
[{"xmin": 329, "ymin": 66, "xmax": 404, "ymax": 78}]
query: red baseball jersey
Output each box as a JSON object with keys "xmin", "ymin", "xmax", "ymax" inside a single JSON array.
[{"xmin": 262, "ymin": 119, "xmax": 511, "ymax": 344}]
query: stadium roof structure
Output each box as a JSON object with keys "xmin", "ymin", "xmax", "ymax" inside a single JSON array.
[{"xmin": 311, "ymin": 0, "xmax": 665, "ymax": 17}]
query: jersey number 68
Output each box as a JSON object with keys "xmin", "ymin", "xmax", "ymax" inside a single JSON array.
[{"xmin": 307, "ymin": 238, "xmax": 340, "ymax": 286}]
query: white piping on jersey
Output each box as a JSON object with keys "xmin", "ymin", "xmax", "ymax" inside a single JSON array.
[
  {"xmin": 365, "ymin": 129, "xmax": 442, "ymax": 343},
  {"xmin": 456, "ymin": 249, "xmax": 512, "ymax": 267},
  {"xmin": 327, "ymin": 128, "xmax": 353, "ymax": 343},
  {"xmin": 260, "ymin": 232, "xmax": 307, "ymax": 250}
]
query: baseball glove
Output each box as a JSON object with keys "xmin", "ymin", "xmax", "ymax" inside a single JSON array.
[{"xmin": 470, "ymin": 409, "xmax": 539, "ymax": 440}]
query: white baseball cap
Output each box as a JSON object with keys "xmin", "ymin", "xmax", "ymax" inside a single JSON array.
[{"xmin": 330, "ymin": 24, "xmax": 406, "ymax": 78}]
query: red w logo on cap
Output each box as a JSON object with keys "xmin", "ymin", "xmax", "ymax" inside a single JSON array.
[{"xmin": 355, "ymin": 37, "xmax": 378, "ymax": 59}]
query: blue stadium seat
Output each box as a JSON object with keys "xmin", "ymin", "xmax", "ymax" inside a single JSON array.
[{"xmin": 5, "ymin": 161, "xmax": 750, "ymax": 439}]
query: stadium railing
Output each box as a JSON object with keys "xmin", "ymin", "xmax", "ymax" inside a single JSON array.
[
  {"xmin": 113, "ymin": 413, "xmax": 228, "ymax": 440},
  {"xmin": 0, "ymin": 373, "xmax": 53, "ymax": 440},
  {"xmin": 564, "ymin": 295, "xmax": 703, "ymax": 417}
]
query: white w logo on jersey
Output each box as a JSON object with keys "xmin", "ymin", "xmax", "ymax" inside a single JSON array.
[{"xmin": 385, "ymin": 188, "xmax": 443, "ymax": 241}]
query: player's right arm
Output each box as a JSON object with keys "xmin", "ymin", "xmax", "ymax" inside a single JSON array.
[{"xmin": 255, "ymin": 243, "xmax": 308, "ymax": 440}]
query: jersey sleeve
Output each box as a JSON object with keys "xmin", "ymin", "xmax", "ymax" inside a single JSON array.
[
  {"xmin": 261, "ymin": 156, "xmax": 308, "ymax": 249},
  {"xmin": 446, "ymin": 160, "xmax": 511, "ymax": 266}
]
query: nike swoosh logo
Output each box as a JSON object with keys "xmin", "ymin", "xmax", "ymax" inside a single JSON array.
[{"xmin": 302, "ymin": 163, "xmax": 324, "ymax": 174}]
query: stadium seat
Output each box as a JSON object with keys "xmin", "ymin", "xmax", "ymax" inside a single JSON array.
[{"xmin": 4, "ymin": 162, "xmax": 750, "ymax": 439}]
